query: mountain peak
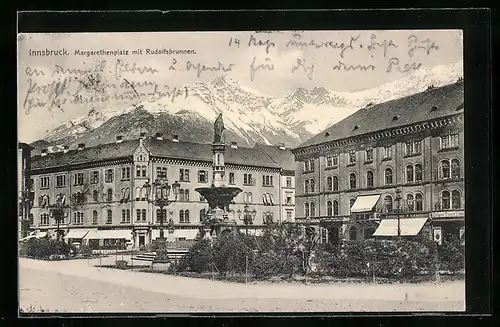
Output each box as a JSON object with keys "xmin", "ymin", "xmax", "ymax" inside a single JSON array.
[{"xmin": 211, "ymin": 75, "xmax": 239, "ymax": 88}]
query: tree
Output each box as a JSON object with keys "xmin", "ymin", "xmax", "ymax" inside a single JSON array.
[{"xmin": 47, "ymin": 193, "xmax": 69, "ymax": 241}]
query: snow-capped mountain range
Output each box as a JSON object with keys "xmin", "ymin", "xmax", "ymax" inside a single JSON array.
[{"xmin": 35, "ymin": 60, "xmax": 463, "ymax": 152}]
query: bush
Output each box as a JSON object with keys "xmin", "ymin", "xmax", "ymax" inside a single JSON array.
[
  {"xmin": 22, "ymin": 238, "xmax": 71, "ymax": 259},
  {"xmin": 171, "ymin": 224, "xmax": 462, "ymax": 281},
  {"xmin": 177, "ymin": 238, "xmax": 214, "ymax": 273},
  {"xmin": 212, "ymin": 232, "xmax": 254, "ymax": 275},
  {"xmin": 313, "ymin": 239, "xmax": 436, "ymax": 279},
  {"xmin": 115, "ymin": 260, "xmax": 128, "ymax": 269},
  {"xmin": 71, "ymin": 244, "xmax": 93, "ymax": 257},
  {"xmin": 438, "ymin": 236, "xmax": 465, "ymax": 273}
]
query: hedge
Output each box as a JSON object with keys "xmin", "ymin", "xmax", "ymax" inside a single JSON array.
[
  {"xmin": 175, "ymin": 225, "xmax": 464, "ymax": 281},
  {"xmin": 20, "ymin": 238, "xmax": 73, "ymax": 259}
]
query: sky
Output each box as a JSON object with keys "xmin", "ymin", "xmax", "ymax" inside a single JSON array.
[{"xmin": 17, "ymin": 30, "xmax": 463, "ymax": 143}]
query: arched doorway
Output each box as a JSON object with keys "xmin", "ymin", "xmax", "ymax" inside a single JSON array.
[{"xmin": 328, "ymin": 227, "xmax": 339, "ymax": 245}]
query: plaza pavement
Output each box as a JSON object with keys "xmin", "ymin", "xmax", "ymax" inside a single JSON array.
[{"xmin": 19, "ymin": 257, "xmax": 465, "ymax": 313}]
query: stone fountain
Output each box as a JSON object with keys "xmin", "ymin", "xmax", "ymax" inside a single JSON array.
[{"xmin": 195, "ymin": 113, "xmax": 242, "ymax": 239}]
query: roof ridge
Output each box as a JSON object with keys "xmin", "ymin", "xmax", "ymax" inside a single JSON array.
[
  {"xmin": 294, "ymin": 80, "xmax": 464, "ymax": 150},
  {"xmin": 254, "ymin": 143, "xmax": 282, "ymax": 168}
]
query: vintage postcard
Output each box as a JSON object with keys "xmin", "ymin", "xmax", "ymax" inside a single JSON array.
[{"xmin": 18, "ymin": 29, "xmax": 465, "ymax": 313}]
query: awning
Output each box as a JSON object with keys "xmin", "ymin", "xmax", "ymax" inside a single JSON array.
[
  {"xmin": 36, "ymin": 232, "xmax": 47, "ymax": 238},
  {"xmin": 85, "ymin": 229, "xmax": 132, "ymax": 240},
  {"xmin": 373, "ymin": 217, "xmax": 428, "ymax": 236},
  {"xmin": 350, "ymin": 195, "xmax": 381, "ymax": 213},
  {"xmin": 245, "ymin": 228, "xmax": 263, "ymax": 236},
  {"xmin": 63, "ymin": 229, "xmax": 89, "ymax": 239},
  {"xmin": 19, "ymin": 235, "xmax": 37, "ymax": 242},
  {"xmin": 151, "ymin": 229, "xmax": 199, "ymax": 240}
]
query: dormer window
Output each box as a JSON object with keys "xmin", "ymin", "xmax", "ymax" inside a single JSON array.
[
  {"xmin": 325, "ymin": 132, "xmax": 330, "ymax": 137},
  {"xmin": 392, "ymin": 115, "xmax": 399, "ymax": 121},
  {"xmin": 431, "ymin": 105, "xmax": 438, "ymax": 112},
  {"xmin": 353, "ymin": 125, "xmax": 359, "ymax": 131}
]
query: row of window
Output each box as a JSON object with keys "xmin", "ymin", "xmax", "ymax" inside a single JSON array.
[
  {"xmin": 305, "ymin": 133, "xmax": 460, "ymax": 172},
  {"xmin": 39, "ymin": 169, "xmax": 280, "ymax": 189},
  {"xmin": 302, "ymin": 190, "xmax": 462, "ymax": 218},
  {"xmin": 39, "ymin": 207, "xmax": 285, "ymax": 226},
  {"xmin": 39, "ymin": 189, "xmax": 282, "ymax": 206},
  {"xmin": 39, "ymin": 208, "xmax": 197, "ymax": 226},
  {"xmin": 305, "ymin": 159, "xmax": 461, "ymax": 193}
]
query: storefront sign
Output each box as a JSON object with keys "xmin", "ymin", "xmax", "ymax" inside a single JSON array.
[{"xmin": 430, "ymin": 210, "xmax": 464, "ymax": 219}]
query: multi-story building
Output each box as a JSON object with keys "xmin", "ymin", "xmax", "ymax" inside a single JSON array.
[
  {"xmin": 291, "ymin": 81, "xmax": 464, "ymax": 245},
  {"xmin": 30, "ymin": 133, "xmax": 294, "ymax": 248},
  {"xmin": 18, "ymin": 142, "xmax": 34, "ymax": 239},
  {"xmin": 254, "ymin": 143, "xmax": 296, "ymax": 223}
]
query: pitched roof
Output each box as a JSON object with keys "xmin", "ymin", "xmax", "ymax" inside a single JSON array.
[
  {"xmin": 254, "ymin": 143, "xmax": 296, "ymax": 171},
  {"xmin": 19, "ymin": 142, "xmax": 34, "ymax": 150},
  {"xmin": 295, "ymin": 81, "xmax": 464, "ymax": 150},
  {"xmin": 31, "ymin": 140, "xmax": 138, "ymax": 170},
  {"xmin": 144, "ymin": 138, "xmax": 280, "ymax": 168},
  {"xmin": 31, "ymin": 138, "xmax": 281, "ymax": 171}
]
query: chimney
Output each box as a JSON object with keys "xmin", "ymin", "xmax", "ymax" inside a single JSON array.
[
  {"xmin": 277, "ymin": 143, "xmax": 286, "ymax": 150},
  {"xmin": 172, "ymin": 135, "xmax": 179, "ymax": 142},
  {"xmin": 77, "ymin": 143, "xmax": 85, "ymax": 151},
  {"xmin": 47, "ymin": 146, "xmax": 54, "ymax": 153},
  {"xmin": 116, "ymin": 135, "xmax": 123, "ymax": 144},
  {"xmin": 230, "ymin": 141, "xmax": 238, "ymax": 149},
  {"xmin": 155, "ymin": 132, "xmax": 163, "ymax": 141},
  {"xmin": 139, "ymin": 132, "xmax": 146, "ymax": 139},
  {"xmin": 63, "ymin": 145, "xmax": 70, "ymax": 154},
  {"xmin": 41, "ymin": 149, "xmax": 48, "ymax": 157}
]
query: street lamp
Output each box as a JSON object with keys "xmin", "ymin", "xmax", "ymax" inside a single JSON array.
[
  {"xmin": 395, "ymin": 188, "xmax": 402, "ymax": 237},
  {"xmin": 237, "ymin": 205, "xmax": 257, "ymax": 235},
  {"xmin": 143, "ymin": 179, "xmax": 180, "ymax": 240}
]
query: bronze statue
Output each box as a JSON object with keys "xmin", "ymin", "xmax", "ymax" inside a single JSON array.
[{"xmin": 213, "ymin": 113, "xmax": 225, "ymax": 143}]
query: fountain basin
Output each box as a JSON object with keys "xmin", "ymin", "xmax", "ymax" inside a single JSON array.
[{"xmin": 195, "ymin": 186, "xmax": 242, "ymax": 210}]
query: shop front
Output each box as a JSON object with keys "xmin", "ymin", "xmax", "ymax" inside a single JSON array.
[
  {"xmin": 372, "ymin": 216, "xmax": 429, "ymax": 238},
  {"xmin": 151, "ymin": 228, "xmax": 199, "ymax": 242},
  {"xmin": 84, "ymin": 229, "xmax": 133, "ymax": 250},
  {"xmin": 429, "ymin": 210, "xmax": 465, "ymax": 245},
  {"xmin": 346, "ymin": 194, "xmax": 382, "ymax": 241},
  {"xmin": 63, "ymin": 229, "xmax": 90, "ymax": 247}
]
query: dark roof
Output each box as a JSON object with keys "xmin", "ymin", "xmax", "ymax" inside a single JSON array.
[
  {"xmin": 145, "ymin": 138, "xmax": 280, "ymax": 168},
  {"xmin": 31, "ymin": 138, "xmax": 280, "ymax": 171},
  {"xmin": 254, "ymin": 143, "xmax": 296, "ymax": 171},
  {"xmin": 18, "ymin": 142, "xmax": 34, "ymax": 150},
  {"xmin": 295, "ymin": 81, "xmax": 464, "ymax": 150},
  {"xmin": 31, "ymin": 140, "xmax": 138, "ymax": 170}
]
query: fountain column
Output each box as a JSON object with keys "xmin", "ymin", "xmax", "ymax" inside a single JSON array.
[
  {"xmin": 196, "ymin": 113, "xmax": 242, "ymax": 239},
  {"xmin": 212, "ymin": 143, "xmax": 226, "ymax": 188}
]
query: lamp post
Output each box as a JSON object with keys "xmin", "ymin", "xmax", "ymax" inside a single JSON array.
[
  {"xmin": 237, "ymin": 205, "xmax": 257, "ymax": 235},
  {"xmin": 143, "ymin": 178, "xmax": 180, "ymax": 263},
  {"xmin": 429, "ymin": 218, "xmax": 441, "ymax": 283},
  {"xmin": 395, "ymin": 188, "xmax": 402, "ymax": 238}
]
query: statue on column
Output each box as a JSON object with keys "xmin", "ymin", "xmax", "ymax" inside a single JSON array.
[{"xmin": 213, "ymin": 113, "xmax": 225, "ymax": 144}]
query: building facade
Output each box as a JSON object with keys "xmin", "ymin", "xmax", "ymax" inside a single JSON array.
[
  {"xmin": 254, "ymin": 143, "xmax": 296, "ymax": 223},
  {"xmin": 18, "ymin": 142, "xmax": 34, "ymax": 239},
  {"xmin": 292, "ymin": 81, "xmax": 465, "ymax": 245},
  {"xmin": 30, "ymin": 134, "xmax": 295, "ymax": 248}
]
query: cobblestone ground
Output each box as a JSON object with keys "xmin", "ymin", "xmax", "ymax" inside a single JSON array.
[{"xmin": 19, "ymin": 257, "xmax": 465, "ymax": 313}]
